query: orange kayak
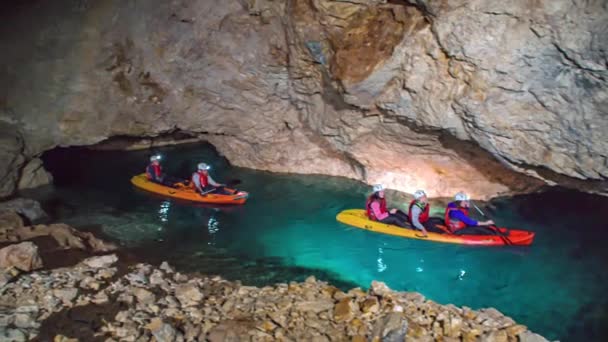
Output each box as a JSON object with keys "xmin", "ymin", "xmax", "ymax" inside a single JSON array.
[
  {"xmin": 130, "ymin": 173, "xmax": 249, "ymax": 205},
  {"xmin": 336, "ymin": 209, "xmax": 534, "ymax": 246}
]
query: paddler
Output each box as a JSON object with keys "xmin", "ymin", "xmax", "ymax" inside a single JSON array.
[
  {"xmin": 444, "ymin": 192, "xmax": 494, "ymax": 234},
  {"xmin": 365, "ymin": 184, "xmax": 408, "ymax": 227},
  {"xmin": 407, "ymin": 190, "xmax": 430, "ymax": 237},
  {"xmin": 145, "ymin": 154, "xmax": 183, "ymax": 187},
  {"xmin": 192, "ymin": 162, "xmax": 228, "ymax": 195},
  {"xmin": 407, "ymin": 190, "xmax": 446, "ymax": 236}
]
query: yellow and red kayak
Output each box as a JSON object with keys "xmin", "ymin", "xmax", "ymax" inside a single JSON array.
[
  {"xmin": 130, "ymin": 174, "xmax": 248, "ymax": 205},
  {"xmin": 336, "ymin": 209, "xmax": 534, "ymax": 246}
]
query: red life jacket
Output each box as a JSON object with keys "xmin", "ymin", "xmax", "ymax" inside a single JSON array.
[
  {"xmin": 192, "ymin": 171, "xmax": 209, "ymax": 188},
  {"xmin": 408, "ymin": 200, "xmax": 429, "ymax": 224},
  {"xmin": 365, "ymin": 196, "xmax": 387, "ymax": 221},
  {"xmin": 444, "ymin": 202, "xmax": 469, "ymax": 231},
  {"xmin": 146, "ymin": 163, "xmax": 162, "ymax": 180}
]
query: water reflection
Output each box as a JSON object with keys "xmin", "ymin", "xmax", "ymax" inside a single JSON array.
[
  {"xmin": 377, "ymin": 247, "xmax": 387, "ymax": 273},
  {"xmin": 207, "ymin": 212, "xmax": 220, "ymax": 246},
  {"xmin": 158, "ymin": 200, "xmax": 171, "ymax": 225},
  {"xmin": 416, "ymin": 258, "xmax": 424, "ymax": 273}
]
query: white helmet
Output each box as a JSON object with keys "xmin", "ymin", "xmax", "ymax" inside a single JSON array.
[
  {"xmin": 197, "ymin": 162, "xmax": 210, "ymax": 171},
  {"xmin": 372, "ymin": 184, "xmax": 385, "ymax": 193},
  {"xmin": 150, "ymin": 154, "xmax": 161, "ymax": 162},
  {"xmin": 413, "ymin": 190, "xmax": 426, "ymax": 200},
  {"xmin": 454, "ymin": 192, "xmax": 470, "ymax": 201}
]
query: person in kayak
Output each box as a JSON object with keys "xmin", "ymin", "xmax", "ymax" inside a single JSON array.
[
  {"xmin": 146, "ymin": 155, "xmax": 164, "ymax": 183},
  {"xmin": 366, "ymin": 184, "xmax": 408, "ymax": 227},
  {"xmin": 192, "ymin": 162, "xmax": 228, "ymax": 195},
  {"xmin": 407, "ymin": 190, "xmax": 446, "ymax": 236},
  {"xmin": 146, "ymin": 154, "xmax": 183, "ymax": 187},
  {"xmin": 445, "ymin": 192, "xmax": 495, "ymax": 235}
]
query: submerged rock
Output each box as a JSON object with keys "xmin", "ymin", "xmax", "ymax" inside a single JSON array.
[{"xmin": 0, "ymin": 199, "xmax": 46, "ymax": 223}]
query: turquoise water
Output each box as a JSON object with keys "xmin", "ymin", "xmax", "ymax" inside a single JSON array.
[{"xmin": 31, "ymin": 143, "xmax": 608, "ymax": 340}]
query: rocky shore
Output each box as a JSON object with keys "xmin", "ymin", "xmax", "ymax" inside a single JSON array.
[{"xmin": 0, "ymin": 203, "xmax": 549, "ymax": 341}]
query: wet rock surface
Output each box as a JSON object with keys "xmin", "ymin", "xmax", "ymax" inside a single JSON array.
[
  {"xmin": 0, "ymin": 209, "xmax": 117, "ymax": 254},
  {"xmin": 0, "ymin": 199, "xmax": 47, "ymax": 223}
]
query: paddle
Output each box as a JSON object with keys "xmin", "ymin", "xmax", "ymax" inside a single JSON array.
[
  {"xmin": 472, "ymin": 203, "xmax": 512, "ymax": 245},
  {"xmin": 198, "ymin": 179, "xmax": 242, "ymax": 196},
  {"xmin": 199, "ymin": 188, "xmax": 218, "ymax": 196}
]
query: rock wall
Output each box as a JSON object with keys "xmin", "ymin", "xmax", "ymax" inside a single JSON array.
[{"xmin": 1, "ymin": 0, "xmax": 606, "ymax": 199}]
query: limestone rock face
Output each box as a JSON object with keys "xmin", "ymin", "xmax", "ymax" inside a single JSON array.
[
  {"xmin": 0, "ymin": 0, "xmax": 606, "ymax": 199},
  {"xmin": 399, "ymin": 0, "xmax": 608, "ymax": 185},
  {"xmin": 0, "ymin": 123, "xmax": 26, "ymax": 198},
  {"xmin": 17, "ymin": 159, "xmax": 53, "ymax": 191}
]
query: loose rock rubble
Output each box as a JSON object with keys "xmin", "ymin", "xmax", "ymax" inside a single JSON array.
[{"xmin": 0, "ymin": 254, "xmax": 549, "ymax": 341}]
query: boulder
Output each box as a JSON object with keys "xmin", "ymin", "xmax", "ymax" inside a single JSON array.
[
  {"xmin": 360, "ymin": 297, "xmax": 379, "ymax": 315},
  {"xmin": 13, "ymin": 313, "xmax": 39, "ymax": 329},
  {"xmin": 334, "ymin": 298, "xmax": 356, "ymax": 322},
  {"xmin": 0, "ymin": 242, "xmax": 43, "ymax": 272},
  {"xmin": 82, "ymin": 254, "xmax": 118, "ymax": 268},
  {"xmin": 174, "ymin": 283, "xmax": 204, "ymax": 307},
  {"xmin": 0, "ymin": 211, "xmax": 24, "ymax": 233},
  {"xmin": 0, "ymin": 328, "xmax": 27, "ymax": 342},
  {"xmin": 53, "ymin": 288, "xmax": 79, "ymax": 304},
  {"xmin": 132, "ymin": 288, "xmax": 155, "ymax": 305},
  {"xmin": 370, "ymin": 280, "xmax": 392, "ymax": 297},
  {"xmin": 0, "ymin": 199, "xmax": 46, "ymax": 223},
  {"xmin": 146, "ymin": 318, "xmax": 177, "ymax": 342},
  {"xmin": 371, "ymin": 312, "xmax": 409, "ymax": 342},
  {"xmin": 159, "ymin": 261, "xmax": 174, "ymax": 273}
]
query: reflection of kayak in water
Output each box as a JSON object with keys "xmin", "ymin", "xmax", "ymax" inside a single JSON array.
[
  {"xmin": 336, "ymin": 209, "xmax": 535, "ymax": 246},
  {"xmin": 130, "ymin": 174, "xmax": 248, "ymax": 205}
]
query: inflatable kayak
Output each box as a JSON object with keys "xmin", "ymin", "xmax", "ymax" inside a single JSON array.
[
  {"xmin": 130, "ymin": 174, "xmax": 248, "ymax": 205},
  {"xmin": 336, "ymin": 209, "xmax": 534, "ymax": 246}
]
